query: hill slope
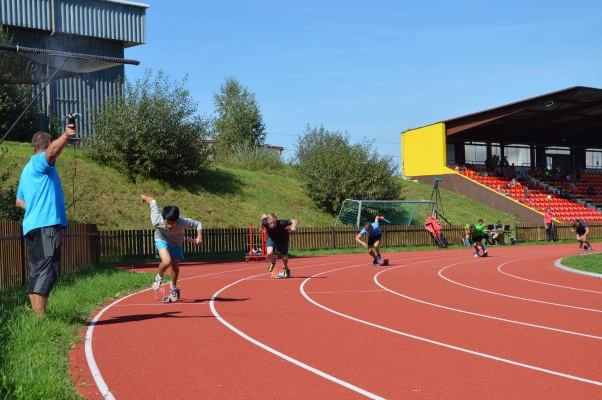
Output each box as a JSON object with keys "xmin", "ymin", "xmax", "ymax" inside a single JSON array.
[{"xmin": 2, "ymin": 141, "xmax": 519, "ymax": 229}]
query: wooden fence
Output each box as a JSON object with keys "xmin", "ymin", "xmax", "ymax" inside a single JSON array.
[
  {"xmin": 0, "ymin": 221, "xmax": 99, "ymax": 291},
  {"xmin": 3, "ymin": 221, "xmax": 601, "ymax": 291},
  {"xmin": 97, "ymin": 225, "xmax": 469, "ymax": 258},
  {"xmin": 515, "ymin": 222, "xmax": 602, "ymax": 242}
]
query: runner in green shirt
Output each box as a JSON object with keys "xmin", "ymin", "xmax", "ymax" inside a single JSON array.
[{"xmin": 469, "ymin": 219, "xmax": 488, "ymax": 257}]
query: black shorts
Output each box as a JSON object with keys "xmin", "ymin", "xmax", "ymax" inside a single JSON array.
[
  {"xmin": 25, "ymin": 225, "xmax": 62, "ymax": 297},
  {"xmin": 266, "ymin": 237, "xmax": 289, "ymax": 256},
  {"xmin": 472, "ymin": 236, "xmax": 483, "ymax": 244},
  {"xmin": 368, "ymin": 234, "xmax": 382, "ymax": 247}
]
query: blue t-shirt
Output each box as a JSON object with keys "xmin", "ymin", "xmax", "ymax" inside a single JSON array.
[
  {"xmin": 359, "ymin": 221, "xmax": 381, "ymax": 237},
  {"xmin": 17, "ymin": 152, "xmax": 67, "ymax": 235}
]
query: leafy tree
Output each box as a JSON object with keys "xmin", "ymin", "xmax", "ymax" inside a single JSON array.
[
  {"xmin": 86, "ymin": 70, "xmax": 212, "ymax": 181},
  {"xmin": 0, "ymin": 26, "xmax": 40, "ymax": 143},
  {"xmin": 294, "ymin": 125, "xmax": 402, "ymax": 214},
  {"xmin": 212, "ymin": 77, "xmax": 266, "ymax": 156},
  {"xmin": 0, "ymin": 146, "xmax": 24, "ymax": 221}
]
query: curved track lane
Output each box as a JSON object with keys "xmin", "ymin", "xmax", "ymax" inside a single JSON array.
[{"xmin": 70, "ymin": 245, "xmax": 602, "ymax": 399}]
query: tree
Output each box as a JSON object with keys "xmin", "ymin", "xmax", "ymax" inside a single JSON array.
[
  {"xmin": 212, "ymin": 77, "xmax": 266, "ymax": 156},
  {"xmin": 0, "ymin": 26, "xmax": 40, "ymax": 143},
  {"xmin": 0, "ymin": 146, "xmax": 24, "ymax": 221},
  {"xmin": 86, "ymin": 70, "xmax": 212, "ymax": 181},
  {"xmin": 294, "ymin": 125, "xmax": 402, "ymax": 214}
]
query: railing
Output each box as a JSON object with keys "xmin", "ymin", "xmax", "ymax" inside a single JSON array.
[{"xmin": 0, "ymin": 221, "xmax": 99, "ymax": 291}]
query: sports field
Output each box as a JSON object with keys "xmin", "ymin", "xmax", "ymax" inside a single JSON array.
[{"xmin": 71, "ymin": 244, "xmax": 602, "ymax": 399}]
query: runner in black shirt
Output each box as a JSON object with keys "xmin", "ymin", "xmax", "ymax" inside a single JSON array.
[
  {"xmin": 572, "ymin": 219, "xmax": 592, "ymax": 251},
  {"xmin": 261, "ymin": 213, "xmax": 298, "ymax": 278}
]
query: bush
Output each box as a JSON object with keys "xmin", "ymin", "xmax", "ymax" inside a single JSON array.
[
  {"xmin": 0, "ymin": 146, "xmax": 24, "ymax": 221},
  {"xmin": 295, "ymin": 125, "xmax": 402, "ymax": 213},
  {"xmin": 86, "ymin": 70, "xmax": 212, "ymax": 181},
  {"xmin": 218, "ymin": 144, "xmax": 286, "ymax": 174}
]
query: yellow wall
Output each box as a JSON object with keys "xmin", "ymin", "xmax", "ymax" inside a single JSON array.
[{"xmin": 401, "ymin": 122, "xmax": 449, "ymax": 177}]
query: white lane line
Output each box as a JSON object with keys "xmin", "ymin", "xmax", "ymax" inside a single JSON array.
[
  {"xmin": 85, "ymin": 291, "xmax": 140, "ymax": 400},
  {"xmin": 209, "ymin": 265, "xmax": 386, "ymax": 400},
  {"xmin": 374, "ymin": 261, "xmax": 602, "ymax": 340},
  {"xmin": 306, "ymin": 290, "xmax": 386, "ymax": 294},
  {"xmin": 498, "ymin": 260, "xmax": 602, "ymax": 294},
  {"xmin": 112, "ymin": 303, "xmax": 210, "ymax": 307},
  {"xmin": 439, "ymin": 257, "xmax": 602, "ymax": 313},
  {"xmin": 300, "ymin": 265, "xmax": 602, "ymax": 387},
  {"xmin": 85, "ymin": 258, "xmax": 383, "ymax": 400}
]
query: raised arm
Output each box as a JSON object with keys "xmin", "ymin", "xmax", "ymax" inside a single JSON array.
[{"xmin": 46, "ymin": 124, "xmax": 77, "ymax": 165}]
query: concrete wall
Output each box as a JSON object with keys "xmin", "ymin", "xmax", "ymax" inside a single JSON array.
[{"xmin": 416, "ymin": 173, "xmax": 544, "ymax": 223}]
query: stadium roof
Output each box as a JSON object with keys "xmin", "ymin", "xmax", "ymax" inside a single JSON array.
[{"xmin": 442, "ymin": 86, "xmax": 602, "ymax": 148}]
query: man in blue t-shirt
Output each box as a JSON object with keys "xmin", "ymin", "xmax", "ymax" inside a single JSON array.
[
  {"xmin": 355, "ymin": 215, "xmax": 385, "ymax": 266},
  {"xmin": 16, "ymin": 125, "xmax": 76, "ymax": 316}
]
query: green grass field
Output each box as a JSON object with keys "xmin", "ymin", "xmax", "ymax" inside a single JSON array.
[
  {"xmin": 2, "ymin": 141, "xmax": 520, "ymax": 230},
  {"xmin": 561, "ymin": 252, "xmax": 602, "ymax": 274}
]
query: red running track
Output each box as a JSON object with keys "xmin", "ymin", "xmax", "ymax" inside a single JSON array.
[{"xmin": 70, "ymin": 244, "xmax": 602, "ymax": 399}]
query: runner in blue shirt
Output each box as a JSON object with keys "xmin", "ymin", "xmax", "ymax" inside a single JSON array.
[{"xmin": 355, "ymin": 215, "xmax": 385, "ymax": 266}]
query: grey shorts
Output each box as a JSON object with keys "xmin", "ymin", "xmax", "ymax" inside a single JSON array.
[{"xmin": 25, "ymin": 225, "xmax": 62, "ymax": 297}]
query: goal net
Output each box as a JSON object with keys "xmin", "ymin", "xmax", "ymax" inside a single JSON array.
[{"xmin": 334, "ymin": 199, "xmax": 436, "ymax": 227}]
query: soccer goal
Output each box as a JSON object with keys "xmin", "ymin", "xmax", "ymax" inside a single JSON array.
[{"xmin": 334, "ymin": 199, "xmax": 436, "ymax": 227}]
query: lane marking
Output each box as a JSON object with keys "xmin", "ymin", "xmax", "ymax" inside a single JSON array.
[
  {"xmin": 82, "ymin": 246, "xmax": 570, "ymax": 398},
  {"xmin": 439, "ymin": 258, "xmax": 602, "ymax": 313},
  {"xmin": 85, "ymin": 257, "xmax": 381, "ymax": 399},
  {"xmin": 306, "ymin": 290, "xmax": 386, "ymax": 294},
  {"xmin": 300, "ymin": 265, "xmax": 602, "ymax": 387},
  {"xmin": 498, "ymin": 260, "xmax": 602, "ymax": 293},
  {"xmin": 209, "ymin": 264, "xmax": 386, "ymax": 400},
  {"xmin": 374, "ymin": 261, "xmax": 602, "ymax": 340}
]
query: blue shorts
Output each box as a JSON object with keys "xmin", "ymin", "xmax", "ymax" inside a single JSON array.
[
  {"xmin": 266, "ymin": 237, "xmax": 289, "ymax": 256},
  {"xmin": 156, "ymin": 241, "xmax": 185, "ymax": 260}
]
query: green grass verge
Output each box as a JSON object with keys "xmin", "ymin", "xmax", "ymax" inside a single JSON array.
[
  {"xmin": 561, "ymin": 252, "xmax": 602, "ymax": 274},
  {"xmin": 0, "ymin": 263, "xmax": 154, "ymax": 400},
  {"xmin": 3, "ymin": 141, "xmax": 525, "ymax": 231}
]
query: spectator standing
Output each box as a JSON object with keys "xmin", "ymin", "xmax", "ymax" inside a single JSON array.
[
  {"xmin": 15, "ymin": 125, "xmax": 77, "ymax": 316},
  {"xmin": 544, "ymin": 208, "xmax": 554, "ymax": 242}
]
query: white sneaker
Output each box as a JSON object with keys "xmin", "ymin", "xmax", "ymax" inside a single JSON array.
[
  {"xmin": 474, "ymin": 252, "xmax": 480, "ymax": 258},
  {"xmin": 170, "ymin": 287, "xmax": 180, "ymax": 302},
  {"xmin": 152, "ymin": 275, "xmax": 162, "ymax": 291}
]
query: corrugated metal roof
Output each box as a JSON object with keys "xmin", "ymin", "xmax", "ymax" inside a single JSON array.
[
  {"xmin": 0, "ymin": 0, "xmax": 51, "ymax": 30},
  {"xmin": 0, "ymin": 0, "xmax": 147, "ymax": 45}
]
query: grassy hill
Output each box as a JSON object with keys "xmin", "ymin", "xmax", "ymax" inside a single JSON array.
[{"xmin": 2, "ymin": 141, "xmax": 520, "ymax": 229}]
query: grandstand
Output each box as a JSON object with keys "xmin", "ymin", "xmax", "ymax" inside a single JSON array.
[{"xmin": 400, "ymin": 86, "xmax": 602, "ymax": 223}]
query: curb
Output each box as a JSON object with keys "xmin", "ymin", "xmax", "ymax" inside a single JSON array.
[{"xmin": 553, "ymin": 253, "xmax": 602, "ymax": 279}]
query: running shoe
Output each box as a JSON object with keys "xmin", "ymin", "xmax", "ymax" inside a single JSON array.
[
  {"xmin": 376, "ymin": 253, "xmax": 382, "ymax": 262},
  {"xmin": 268, "ymin": 262, "xmax": 276, "ymax": 272},
  {"xmin": 483, "ymin": 250, "xmax": 488, "ymax": 257},
  {"xmin": 283, "ymin": 268, "xmax": 290, "ymax": 278},
  {"xmin": 170, "ymin": 287, "xmax": 180, "ymax": 302},
  {"xmin": 474, "ymin": 252, "xmax": 480, "ymax": 258},
  {"xmin": 152, "ymin": 275, "xmax": 163, "ymax": 291},
  {"xmin": 373, "ymin": 261, "xmax": 380, "ymax": 266}
]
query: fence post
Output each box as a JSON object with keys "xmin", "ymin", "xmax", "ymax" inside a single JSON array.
[{"xmin": 20, "ymin": 232, "xmax": 26, "ymax": 286}]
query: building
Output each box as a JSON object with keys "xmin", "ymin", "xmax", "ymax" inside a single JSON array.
[{"xmin": 0, "ymin": 0, "xmax": 148, "ymax": 137}]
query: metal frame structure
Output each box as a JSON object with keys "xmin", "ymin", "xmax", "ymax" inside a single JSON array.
[{"xmin": 334, "ymin": 199, "xmax": 437, "ymax": 227}]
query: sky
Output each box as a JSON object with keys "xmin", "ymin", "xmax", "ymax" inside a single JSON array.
[{"xmin": 124, "ymin": 0, "xmax": 602, "ymax": 168}]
